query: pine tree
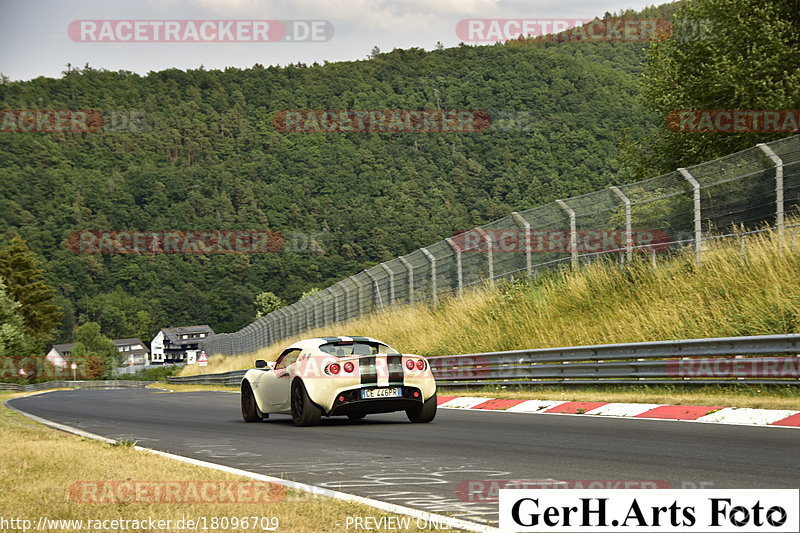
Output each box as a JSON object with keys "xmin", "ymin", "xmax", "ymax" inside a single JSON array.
[
  {"xmin": 0, "ymin": 279, "xmax": 35, "ymax": 357},
  {"xmin": 0, "ymin": 236, "xmax": 62, "ymax": 344}
]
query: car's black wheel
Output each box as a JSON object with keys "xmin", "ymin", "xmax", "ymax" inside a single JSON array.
[
  {"xmin": 291, "ymin": 379, "xmax": 322, "ymax": 427},
  {"xmin": 347, "ymin": 413, "xmax": 366, "ymax": 421},
  {"xmin": 406, "ymin": 392, "xmax": 437, "ymax": 423},
  {"xmin": 241, "ymin": 382, "xmax": 261, "ymax": 423}
]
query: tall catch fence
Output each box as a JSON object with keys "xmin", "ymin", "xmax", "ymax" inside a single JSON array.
[{"xmin": 201, "ymin": 135, "xmax": 800, "ymax": 357}]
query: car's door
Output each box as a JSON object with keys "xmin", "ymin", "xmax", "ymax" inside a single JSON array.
[{"xmin": 266, "ymin": 348, "xmax": 302, "ymax": 411}]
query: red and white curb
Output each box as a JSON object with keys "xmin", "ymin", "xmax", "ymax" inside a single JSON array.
[{"xmin": 437, "ymin": 396, "xmax": 800, "ymax": 428}]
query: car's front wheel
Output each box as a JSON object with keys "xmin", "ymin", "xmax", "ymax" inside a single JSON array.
[
  {"xmin": 406, "ymin": 392, "xmax": 437, "ymax": 423},
  {"xmin": 291, "ymin": 379, "xmax": 322, "ymax": 427},
  {"xmin": 241, "ymin": 382, "xmax": 262, "ymax": 423}
]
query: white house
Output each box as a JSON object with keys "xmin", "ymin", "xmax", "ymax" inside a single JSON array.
[
  {"xmin": 150, "ymin": 325, "xmax": 214, "ymax": 364},
  {"xmin": 45, "ymin": 343, "xmax": 75, "ymax": 368},
  {"xmin": 46, "ymin": 338, "xmax": 149, "ymax": 367}
]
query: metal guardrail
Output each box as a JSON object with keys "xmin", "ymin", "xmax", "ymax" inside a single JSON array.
[
  {"xmin": 0, "ymin": 380, "xmax": 154, "ymax": 392},
  {"xmin": 170, "ymin": 334, "xmax": 800, "ymax": 387},
  {"xmin": 167, "ymin": 370, "xmax": 246, "ymax": 386}
]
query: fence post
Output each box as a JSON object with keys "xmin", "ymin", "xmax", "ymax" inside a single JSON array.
[
  {"xmin": 510, "ymin": 211, "xmax": 532, "ymax": 275},
  {"xmin": 679, "ymin": 168, "xmax": 702, "ymax": 266},
  {"xmin": 364, "ymin": 269, "xmax": 383, "ymax": 310},
  {"xmin": 399, "ymin": 256, "xmax": 414, "ymax": 304},
  {"xmin": 445, "ymin": 237, "xmax": 463, "ymax": 297},
  {"xmin": 276, "ymin": 308, "xmax": 287, "ymax": 340},
  {"xmin": 610, "ymin": 186, "xmax": 633, "ymax": 262},
  {"xmin": 380, "ymin": 263, "xmax": 395, "ymax": 304},
  {"xmin": 421, "ymin": 248, "xmax": 437, "ymax": 306},
  {"xmin": 757, "ymin": 143, "xmax": 785, "ymax": 248},
  {"xmin": 303, "ymin": 300, "xmax": 311, "ymax": 331},
  {"xmin": 474, "ymin": 228, "xmax": 494, "ymax": 282},
  {"xmin": 350, "ymin": 276, "xmax": 366, "ymax": 317},
  {"xmin": 332, "ymin": 284, "xmax": 343, "ymax": 323},
  {"xmin": 556, "ymin": 199, "xmax": 578, "ymax": 267},
  {"xmin": 265, "ymin": 315, "xmax": 274, "ymax": 347}
]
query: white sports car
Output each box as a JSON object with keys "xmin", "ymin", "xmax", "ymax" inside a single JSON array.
[{"xmin": 240, "ymin": 336, "xmax": 437, "ymax": 426}]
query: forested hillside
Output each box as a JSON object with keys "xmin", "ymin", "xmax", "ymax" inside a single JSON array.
[{"xmin": 0, "ymin": 12, "xmax": 669, "ymax": 341}]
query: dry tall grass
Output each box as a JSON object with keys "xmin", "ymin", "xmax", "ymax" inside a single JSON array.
[{"xmin": 184, "ymin": 227, "xmax": 800, "ymax": 376}]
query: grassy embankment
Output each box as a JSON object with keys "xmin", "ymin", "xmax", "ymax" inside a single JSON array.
[
  {"xmin": 0, "ymin": 390, "xmax": 446, "ymax": 532},
  {"xmin": 181, "ymin": 226, "xmax": 800, "ymax": 409}
]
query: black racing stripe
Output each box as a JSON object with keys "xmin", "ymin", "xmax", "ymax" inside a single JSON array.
[
  {"xmin": 360, "ymin": 356, "xmax": 377, "ymax": 386},
  {"xmin": 388, "ymin": 355, "xmax": 403, "ymax": 385},
  {"xmin": 321, "ymin": 337, "xmax": 342, "ymax": 342},
  {"xmin": 349, "ymin": 336, "xmax": 370, "ymax": 341}
]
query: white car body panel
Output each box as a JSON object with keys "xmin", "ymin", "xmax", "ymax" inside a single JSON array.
[{"xmin": 243, "ymin": 336, "xmax": 436, "ymax": 417}]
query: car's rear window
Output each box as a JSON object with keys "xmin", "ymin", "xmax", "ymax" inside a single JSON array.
[{"xmin": 319, "ymin": 341, "xmax": 399, "ymax": 356}]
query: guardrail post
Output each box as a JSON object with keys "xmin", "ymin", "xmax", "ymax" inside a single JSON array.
[
  {"xmin": 511, "ymin": 211, "xmax": 532, "ymax": 275},
  {"xmin": 445, "ymin": 237, "xmax": 463, "ymax": 297},
  {"xmin": 757, "ymin": 143, "xmax": 785, "ymax": 248},
  {"xmin": 679, "ymin": 168, "xmax": 702, "ymax": 266},
  {"xmin": 399, "ymin": 256, "xmax": 414, "ymax": 304},
  {"xmin": 380, "ymin": 263, "xmax": 395, "ymax": 303},
  {"xmin": 556, "ymin": 199, "xmax": 578, "ymax": 267},
  {"xmin": 364, "ymin": 269, "xmax": 383, "ymax": 310},
  {"xmin": 421, "ymin": 248, "xmax": 437, "ymax": 306},
  {"xmin": 610, "ymin": 186, "xmax": 633, "ymax": 262}
]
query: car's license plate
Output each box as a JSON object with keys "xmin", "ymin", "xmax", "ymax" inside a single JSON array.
[{"xmin": 361, "ymin": 387, "xmax": 402, "ymax": 399}]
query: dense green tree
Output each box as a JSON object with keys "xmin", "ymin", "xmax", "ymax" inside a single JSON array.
[
  {"xmin": 0, "ymin": 2, "xmax": 713, "ymax": 336},
  {"xmin": 255, "ymin": 292, "xmax": 285, "ymax": 318},
  {"xmin": 624, "ymin": 0, "xmax": 800, "ymax": 175},
  {"xmin": 0, "ymin": 237, "xmax": 62, "ymax": 346},
  {"xmin": 0, "ymin": 280, "xmax": 35, "ymax": 357},
  {"xmin": 70, "ymin": 322, "xmax": 118, "ymax": 378}
]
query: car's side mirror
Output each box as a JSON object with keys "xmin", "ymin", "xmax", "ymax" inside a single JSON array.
[{"xmin": 255, "ymin": 360, "xmax": 268, "ymax": 368}]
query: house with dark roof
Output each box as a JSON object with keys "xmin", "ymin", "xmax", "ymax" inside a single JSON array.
[
  {"xmin": 46, "ymin": 338, "xmax": 149, "ymax": 368},
  {"xmin": 113, "ymin": 338, "xmax": 150, "ymax": 367},
  {"xmin": 150, "ymin": 325, "xmax": 214, "ymax": 364}
]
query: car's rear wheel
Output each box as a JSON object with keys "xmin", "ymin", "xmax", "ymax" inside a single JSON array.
[
  {"xmin": 347, "ymin": 413, "xmax": 366, "ymax": 421},
  {"xmin": 241, "ymin": 382, "xmax": 262, "ymax": 423},
  {"xmin": 406, "ymin": 392, "xmax": 437, "ymax": 423},
  {"xmin": 291, "ymin": 379, "xmax": 322, "ymax": 427}
]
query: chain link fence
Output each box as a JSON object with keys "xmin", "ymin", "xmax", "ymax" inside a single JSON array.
[{"xmin": 202, "ymin": 135, "xmax": 800, "ymax": 356}]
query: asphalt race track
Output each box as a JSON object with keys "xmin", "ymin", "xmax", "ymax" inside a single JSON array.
[{"xmin": 9, "ymin": 389, "xmax": 800, "ymax": 527}]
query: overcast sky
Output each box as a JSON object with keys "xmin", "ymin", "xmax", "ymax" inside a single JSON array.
[{"xmin": 1, "ymin": 0, "xmax": 662, "ymax": 81}]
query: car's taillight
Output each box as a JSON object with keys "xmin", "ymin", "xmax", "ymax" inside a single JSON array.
[
  {"xmin": 327, "ymin": 363, "xmax": 340, "ymax": 375},
  {"xmin": 343, "ymin": 361, "xmax": 355, "ymax": 373},
  {"xmin": 405, "ymin": 359, "xmax": 415, "ymax": 370},
  {"xmin": 416, "ymin": 359, "xmax": 426, "ymax": 371}
]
